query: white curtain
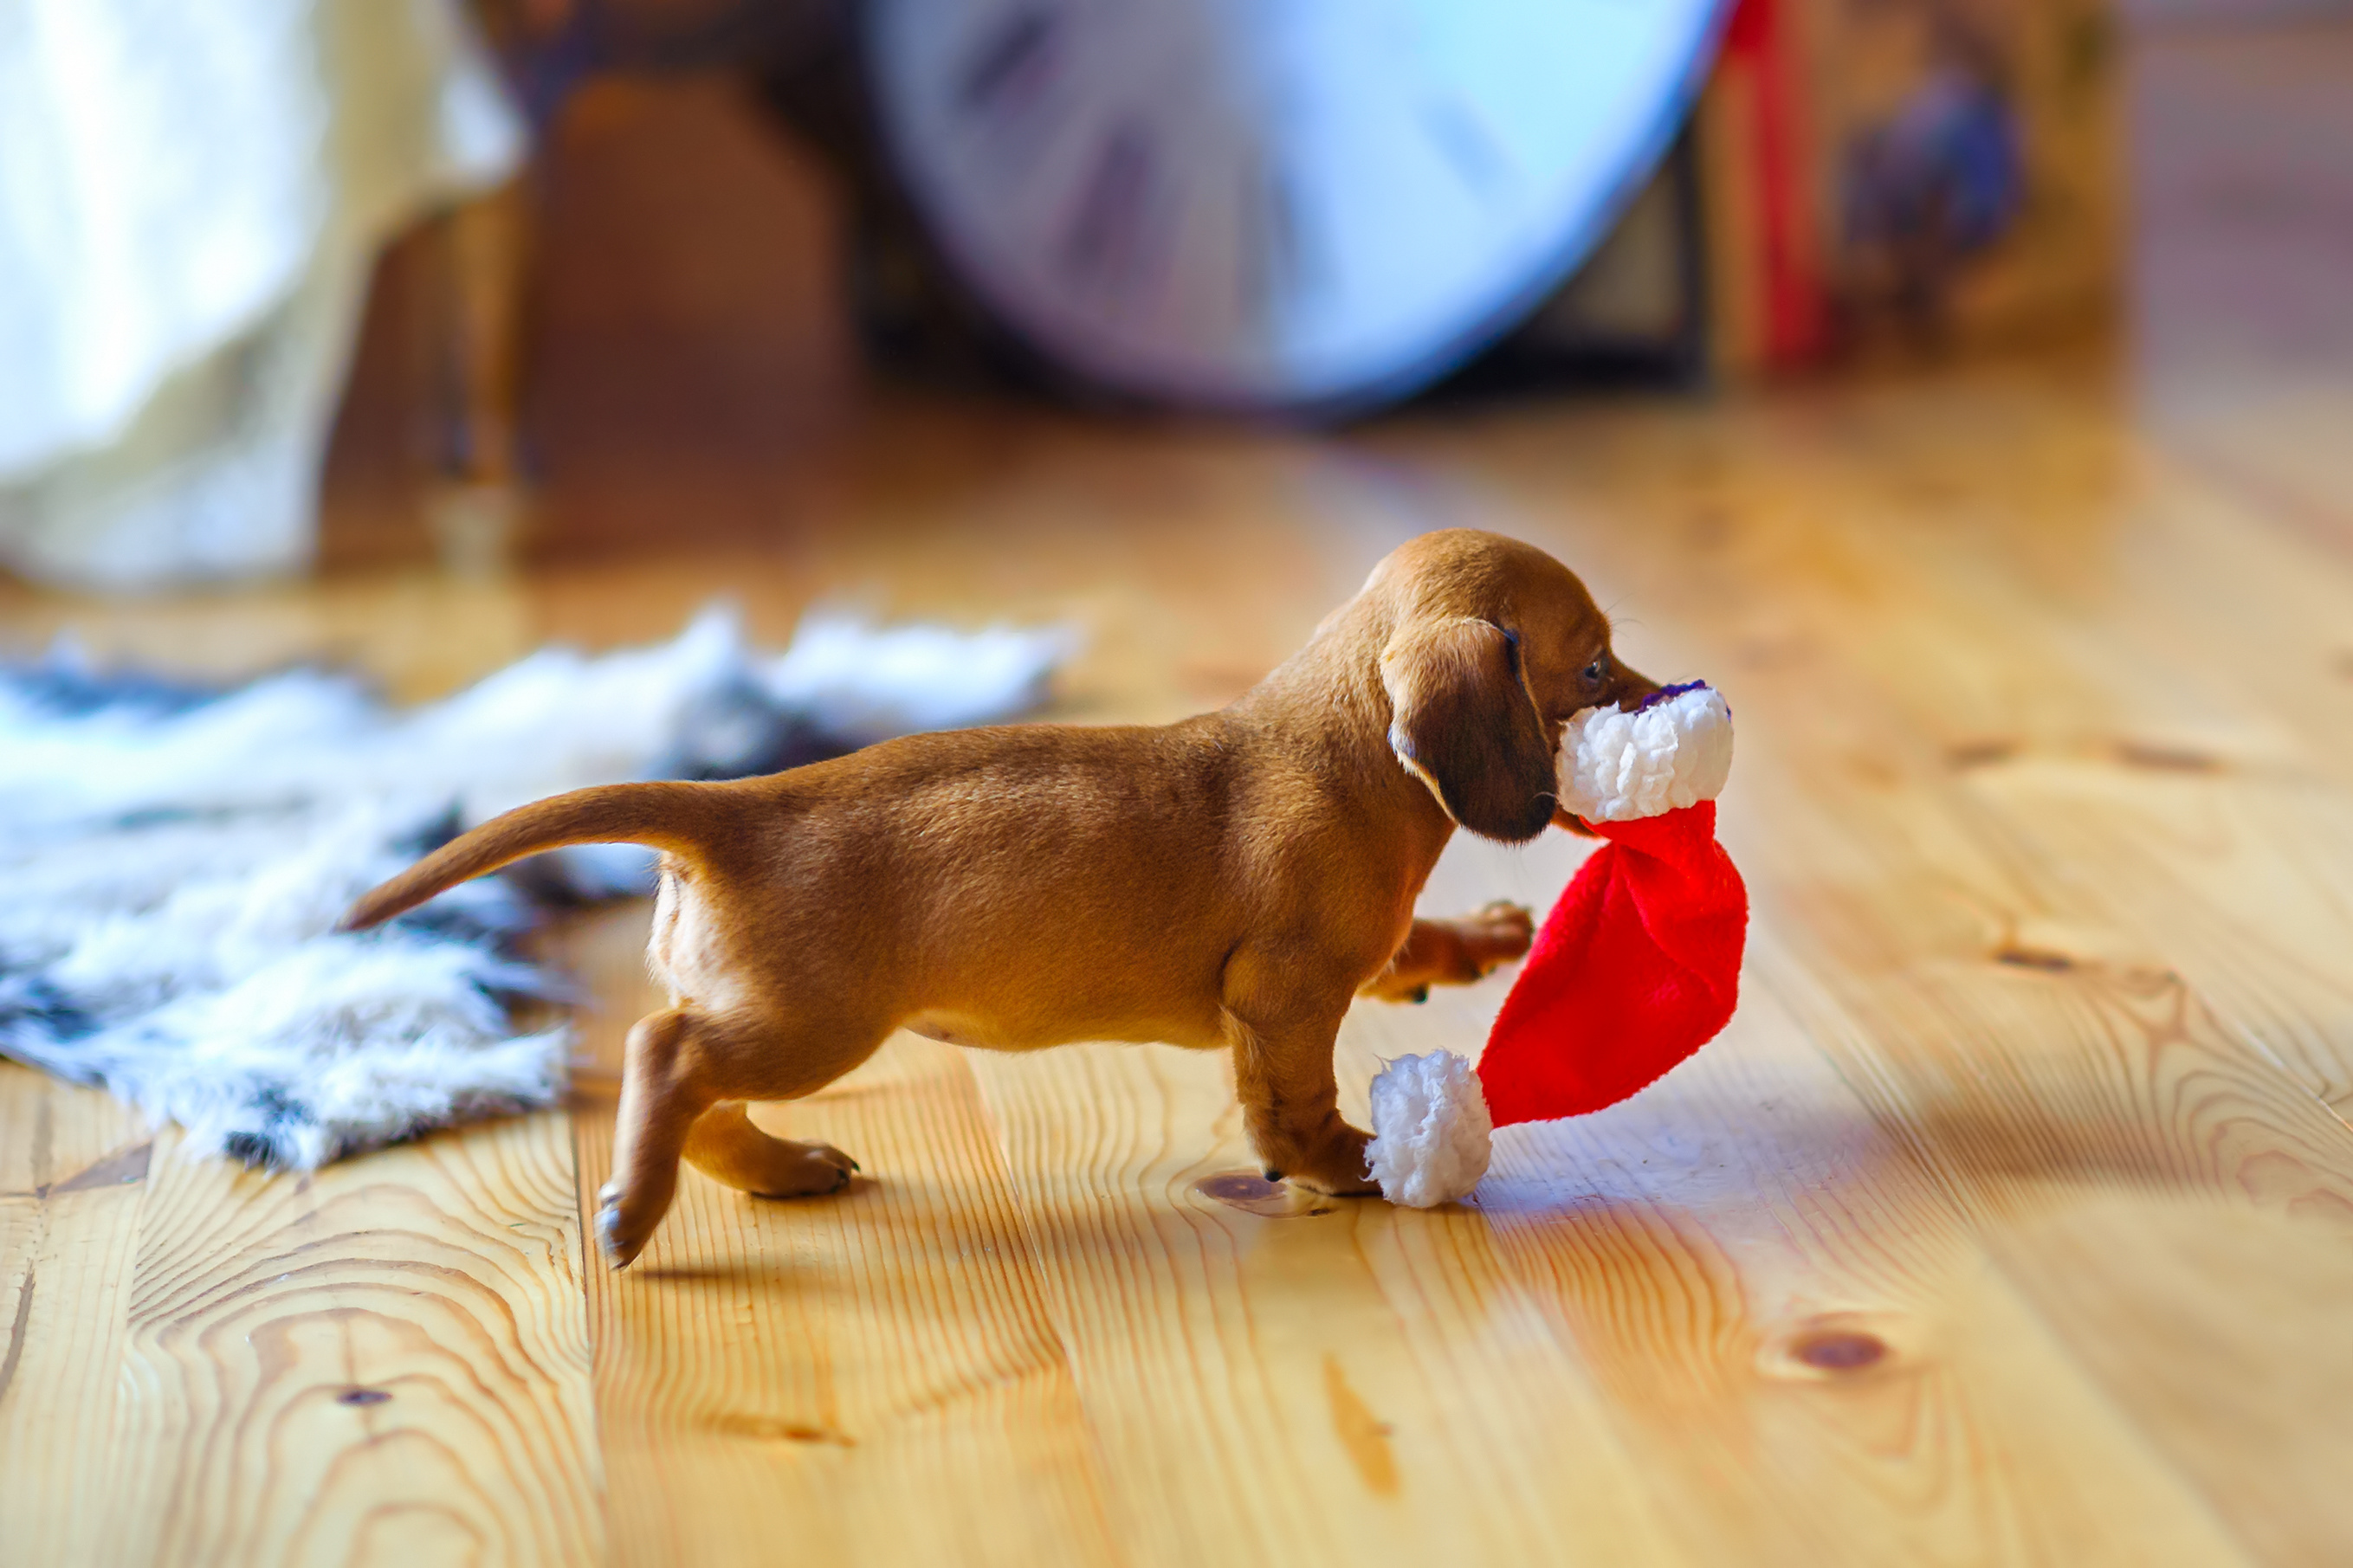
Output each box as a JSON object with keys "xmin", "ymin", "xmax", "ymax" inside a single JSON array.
[{"xmin": 0, "ymin": 0, "xmax": 523, "ymax": 590}]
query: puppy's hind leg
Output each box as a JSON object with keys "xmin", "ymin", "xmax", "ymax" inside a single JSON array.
[
  {"xmin": 598, "ymin": 1008, "xmax": 721, "ymax": 1268},
  {"xmin": 682, "ymin": 1100, "xmax": 858, "ymax": 1199},
  {"xmin": 598, "ymin": 1006, "xmax": 886, "ymax": 1268}
]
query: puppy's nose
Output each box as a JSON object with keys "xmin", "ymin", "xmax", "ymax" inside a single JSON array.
[{"xmin": 1612, "ymin": 665, "xmax": 1663, "ymax": 710}]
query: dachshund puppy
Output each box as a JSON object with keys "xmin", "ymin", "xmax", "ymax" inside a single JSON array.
[{"xmin": 343, "ymin": 530, "xmax": 1658, "ymax": 1265}]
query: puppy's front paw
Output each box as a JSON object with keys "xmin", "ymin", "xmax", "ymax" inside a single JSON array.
[
  {"xmin": 1281, "ymin": 1126, "xmax": 1380, "ymax": 1197},
  {"xmin": 1460, "ymin": 901, "xmax": 1535, "ymax": 972},
  {"xmin": 1361, "ymin": 904, "xmax": 1537, "ymax": 1003}
]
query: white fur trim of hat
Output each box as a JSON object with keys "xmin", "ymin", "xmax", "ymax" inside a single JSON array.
[
  {"xmin": 1558, "ymin": 681, "xmax": 1733, "ymax": 823},
  {"xmin": 1364, "ymin": 681, "xmax": 1732, "ymax": 1207},
  {"xmin": 1366, "ymin": 1050, "xmax": 1494, "ymax": 1208}
]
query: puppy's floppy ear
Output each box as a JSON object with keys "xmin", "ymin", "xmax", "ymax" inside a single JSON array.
[{"xmin": 1382, "ymin": 616, "xmax": 1557, "ymax": 842}]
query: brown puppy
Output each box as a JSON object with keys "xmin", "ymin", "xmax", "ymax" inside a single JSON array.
[{"xmin": 342, "ymin": 530, "xmax": 1658, "ymax": 1265}]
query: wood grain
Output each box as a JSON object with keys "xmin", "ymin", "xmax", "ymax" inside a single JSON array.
[
  {"xmin": 0, "ymin": 1067, "xmax": 155, "ymax": 1566},
  {"xmin": 1371, "ymin": 835, "xmax": 2260, "ymax": 1568},
  {"xmin": 964, "ymin": 1035, "xmax": 1692, "ymax": 1568},
  {"xmin": 90, "ymin": 1113, "xmax": 600, "ymax": 1568}
]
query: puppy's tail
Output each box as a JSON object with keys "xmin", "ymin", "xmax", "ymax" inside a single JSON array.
[{"xmin": 339, "ymin": 781, "xmax": 728, "ymax": 932}]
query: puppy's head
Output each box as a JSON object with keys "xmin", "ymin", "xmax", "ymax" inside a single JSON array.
[{"xmin": 1376, "ymin": 531, "xmax": 1658, "ymax": 842}]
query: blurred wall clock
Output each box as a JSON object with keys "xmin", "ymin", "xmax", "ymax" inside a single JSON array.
[{"xmin": 862, "ymin": 0, "xmax": 1729, "ymax": 414}]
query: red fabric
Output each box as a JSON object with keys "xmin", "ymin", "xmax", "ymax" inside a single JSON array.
[
  {"xmin": 1479, "ymin": 801, "xmax": 1749, "ymax": 1126},
  {"xmin": 1720, "ymin": 0, "xmax": 1827, "ymax": 367}
]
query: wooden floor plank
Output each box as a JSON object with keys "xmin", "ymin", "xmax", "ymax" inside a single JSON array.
[
  {"xmin": 965, "ymin": 1036, "xmax": 1693, "ymax": 1568},
  {"xmin": 553, "ymin": 905, "xmax": 1122, "ymax": 1568},
  {"xmin": 1987, "ymin": 1195, "xmax": 2353, "ymax": 1568},
  {"xmin": 1966, "ymin": 763, "xmax": 2353, "ymax": 1113},
  {"xmin": 1814, "ymin": 457, "xmax": 2353, "ymax": 1112},
  {"xmin": 1366, "ymin": 838, "xmax": 2258, "ymax": 1568},
  {"xmin": 0, "ymin": 1068, "xmax": 156, "ymax": 1566},
  {"xmin": 11, "ymin": 346, "xmax": 2353, "ymax": 1565},
  {"xmin": 1765, "ymin": 797, "xmax": 2353, "ymax": 1568},
  {"xmin": 87, "ymin": 1112, "xmax": 602, "ymax": 1568},
  {"xmin": 1393, "ymin": 378, "xmax": 2353, "ymax": 1565}
]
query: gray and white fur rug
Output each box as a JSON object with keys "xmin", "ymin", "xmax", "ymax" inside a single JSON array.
[{"xmin": 0, "ymin": 608, "xmax": 1073, "ymax": 1167}]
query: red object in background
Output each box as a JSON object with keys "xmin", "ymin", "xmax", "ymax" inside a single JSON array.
[
  {"xmin": 1717, "ymin": 0, "xmax": 1827, "ymax": 368},
  {"xmin": 1478, "ymin": 801, "xmax": 1749, "ymax": 1126}
]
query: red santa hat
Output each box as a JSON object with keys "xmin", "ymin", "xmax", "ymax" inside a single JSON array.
[{"xmin": 1367, "ymin": 682, "xmax": 1748, "ymax": 1208}]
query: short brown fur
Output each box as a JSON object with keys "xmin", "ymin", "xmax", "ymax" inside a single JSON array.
[{"xmin": 342, "ymin": 531, "xmax": 1658, "ymax": 1264}]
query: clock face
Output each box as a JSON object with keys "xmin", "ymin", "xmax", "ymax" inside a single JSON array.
[{"xmin": 864, "ymin": 0, "xmax": 1725, "ymax": 411}]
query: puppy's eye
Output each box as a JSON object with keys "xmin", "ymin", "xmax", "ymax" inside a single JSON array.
[{"xmin": 1582, "ymin": 658, "xmax": 1610, "ymax": 684}]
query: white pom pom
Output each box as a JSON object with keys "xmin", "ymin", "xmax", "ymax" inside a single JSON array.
[
  {"xmin": 1559, "ymin": 682, "xmax": 1734, "ymax": 823},
  {"xmin": 1367, "ymin": 1050, "xmax": 1493, "ymax": 1208}
]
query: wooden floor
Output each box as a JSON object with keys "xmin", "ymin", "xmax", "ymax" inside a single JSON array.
[
  {"xmin": 10, "ymin": 350, "xmax": 2353, "ymax": 1565},
  {"xmin": 10, "ymin": 21, "xmax": 2353, "ymax": 1568}
]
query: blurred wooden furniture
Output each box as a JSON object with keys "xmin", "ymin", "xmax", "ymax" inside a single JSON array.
[
  {"xmin": 399, "ymin": 1, "xmax": 839, "ymax": 575},
  {"xmin": 410, "ymin": 179, "xmax": 535, "ymax": 575}
]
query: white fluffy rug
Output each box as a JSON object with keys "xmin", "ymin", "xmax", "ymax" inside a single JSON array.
[{"xmin": 0, "ymin": 608, "xmax": 1073, "ymax": 1167}]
